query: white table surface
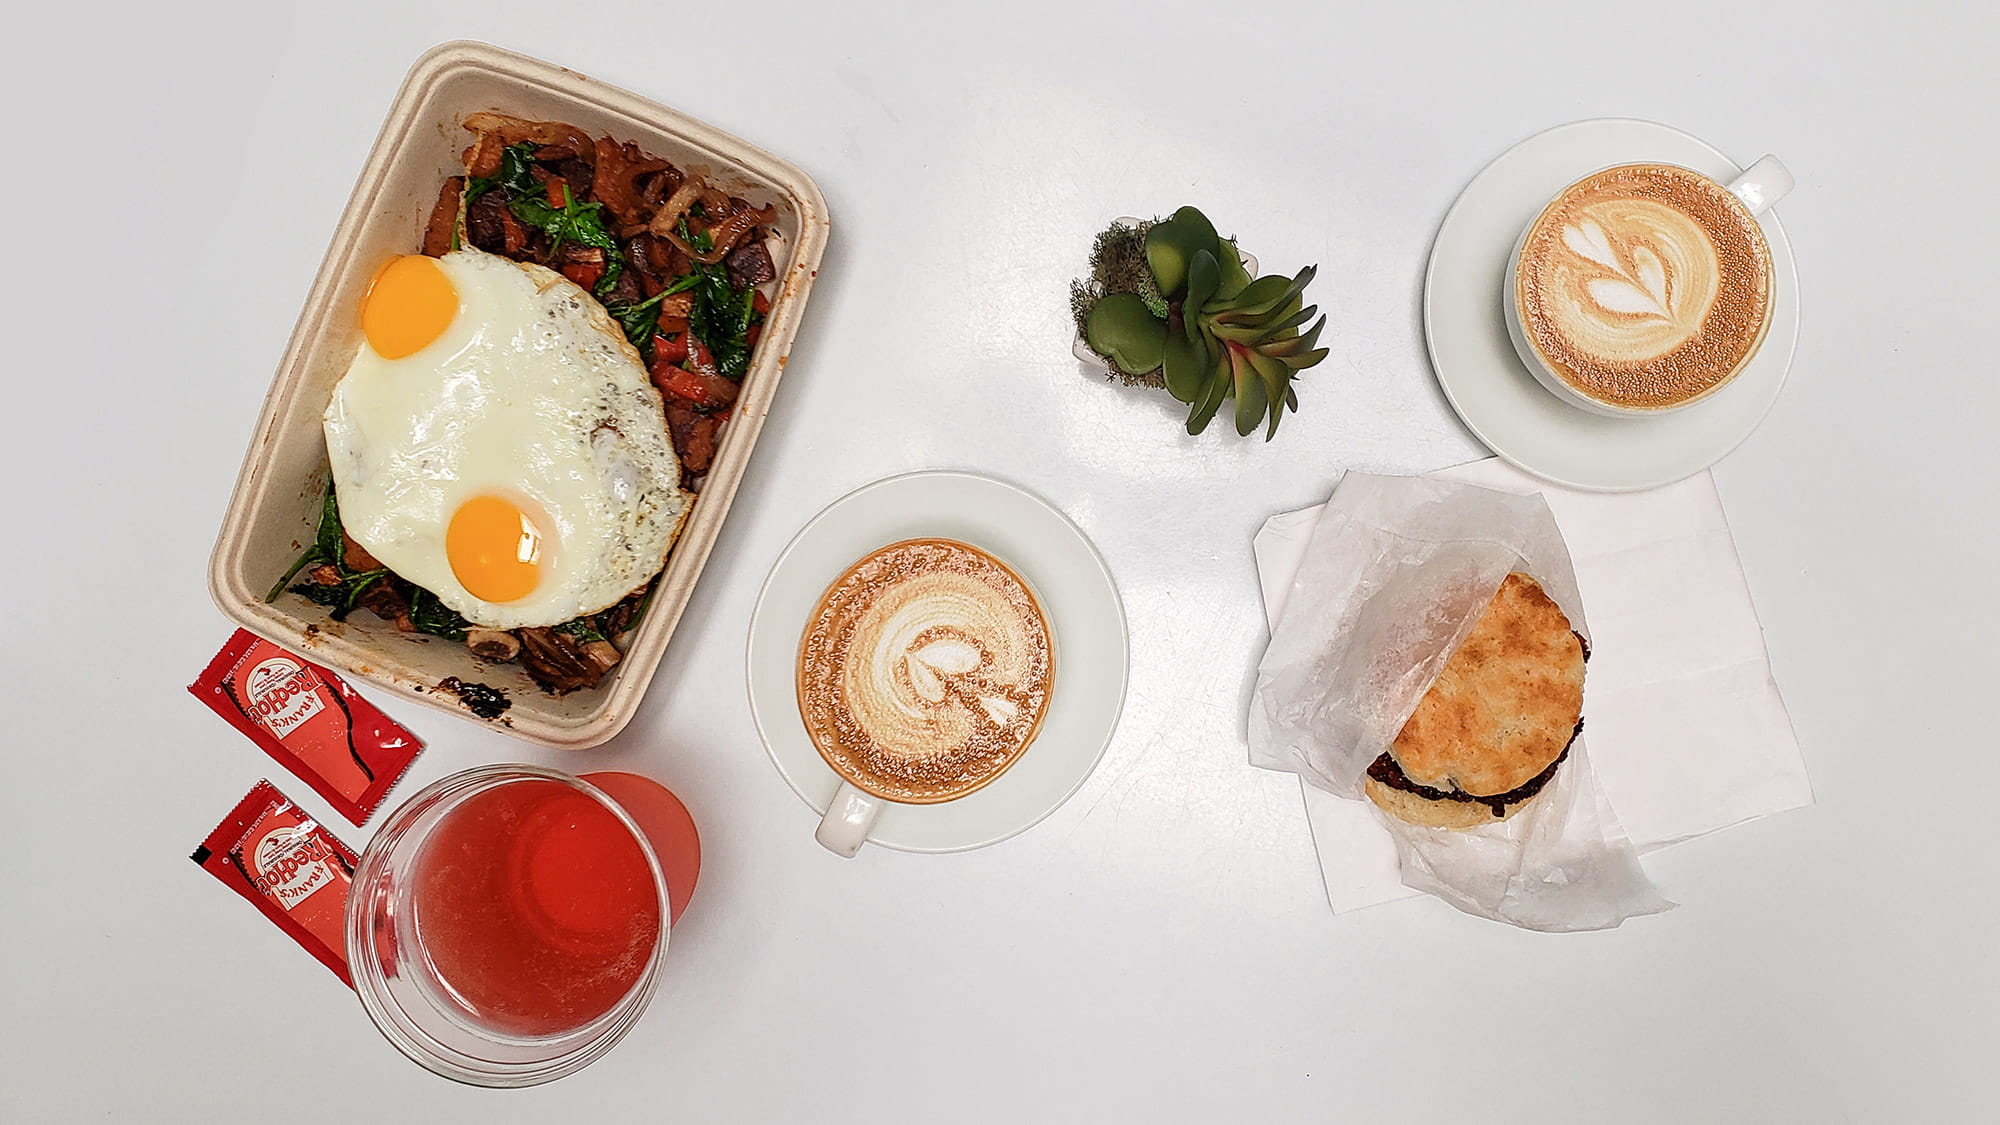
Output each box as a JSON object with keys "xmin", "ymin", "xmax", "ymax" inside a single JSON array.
[{"xmin": 6, "ymin": 2, "xmax": 1996, "ymax": 1120}]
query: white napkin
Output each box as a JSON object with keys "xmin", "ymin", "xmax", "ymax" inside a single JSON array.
[{"xmin": 1252, "ymin": 459, "xmax": 1813, "ymax": 916}]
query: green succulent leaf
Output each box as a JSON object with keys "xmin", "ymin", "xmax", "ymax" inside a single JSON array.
[
  {"xmin": 1262, "ymin": 316, "xmax": 1328, "ymax": 361},
  {"xmin": 1242, "ymin": 349, "xmax": 1287, "ymax": 431},
  {"xmin": 1211, "ymin": 266, "xmax": 1316, "ymax": 323},
  {"xmin": 1216, "ymin": 241, "xmax": 1252, "ymax": 300},
  {"xmin": 1255, "ymin": 301, "xmax": 1316, "ymax": 340},
  {"xmin": 1245, "ymin": 347, "xmax": 1288, "ymax": 388},
  {"xmin": 1186, "ymin": 348, "xmax": 1233, "ymax": 435},
  {"xmin": 1184, "ymin": 249, "xmax": 1221, "ymax": 330},
  {"xmin": 1231, "ymin": 349, "xmax": 1270, "ymax": 437},
  {"xmin": 1167, "ymin": 206, "xmax": 1222, "ymax": 256},
  {"xmin": 1211, "ymin": 272, "xmax": 1289, "ymax": 316},
  {"xmin": 1208, "ymin": 319, "xmax": 1274, "ymax": 345},
  {"xmin": 1084, "ymin": 293, "xmax": 1169, "ymax": 375},
  {"xmin": 1145, "ymin": 218, "xmax": 1207, "ymax": 300},
  {"xmin": 1162, "ymin": 327, "xmax": 1210, "ymax": 403},
  {"xmin": 1240, "ymin": 350, "xmax": 1294, "ymax": 441},
  {"xmin": 1162, "ymin": 204, "xmax": 1246, "ymax": 300}
]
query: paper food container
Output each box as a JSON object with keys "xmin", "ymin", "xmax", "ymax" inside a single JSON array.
[{"xmin": 207, "ymin": 41, "xmax": 831, "ymax": 749}]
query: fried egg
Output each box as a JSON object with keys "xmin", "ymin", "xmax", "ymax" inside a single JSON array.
[{"xmin": 323, "ymin": 248, "xmax": 690, "ymax": 630}]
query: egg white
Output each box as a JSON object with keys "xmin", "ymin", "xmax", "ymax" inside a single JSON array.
[{"xmin": 323, "ymin": 248, "xmax": 690, "ymax": 630}]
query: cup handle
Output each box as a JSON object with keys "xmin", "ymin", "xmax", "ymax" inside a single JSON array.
[
  {"xmin": 815, "ymin": 781, "xmax": 882, "ymax": 858},
  {"xmin": 1727, "ymin": 155, "xmax": 1794, "ymax": 216}
]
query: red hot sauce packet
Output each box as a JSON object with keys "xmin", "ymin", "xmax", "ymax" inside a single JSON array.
[
  {"xmin": 190, "ymin": 630, "xmax": 422, "ymax": 824},
  {"xmin": 192, "ymin": 780, "xmax": 359, "ymax": 984}
]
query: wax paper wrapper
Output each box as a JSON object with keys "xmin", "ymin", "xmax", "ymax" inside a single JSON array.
[{"xmin": 1247, "ymin": 472, "xmax": 1671, "ymax": 931}]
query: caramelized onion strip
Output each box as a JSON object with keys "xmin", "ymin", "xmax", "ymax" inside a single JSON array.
[{"xmin": 462, "ymin": 112, "xmax": 595, "ymax": 162}]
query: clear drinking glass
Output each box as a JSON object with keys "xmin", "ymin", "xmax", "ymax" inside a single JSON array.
[{"xmin": 345, "ymin": 764, "xmax": 670, "ymax": 1087}]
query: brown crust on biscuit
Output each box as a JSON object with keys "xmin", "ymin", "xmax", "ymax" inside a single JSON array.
[{"xmin": 1388, "ymin": 573, "xmax": 1585, "ymax": 796}]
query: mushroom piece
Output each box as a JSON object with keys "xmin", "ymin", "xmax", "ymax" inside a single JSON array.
[
  {"xmin": 517, "ymin": 627, "xmax": 623, "ymax": 694},
  {"xmin": 464, "ymin": 629, "xmax": 521, "ymax": 663}
]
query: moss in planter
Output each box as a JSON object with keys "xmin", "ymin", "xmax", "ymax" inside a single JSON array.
[{"xmin": 1070, "ymin": 219, "xmax": 1167, "ymax": 388}]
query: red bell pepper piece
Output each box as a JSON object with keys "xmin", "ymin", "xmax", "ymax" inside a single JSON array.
[
  {"xmin": 685, "ymin": 335, "xmax": 716, "ymax": 374},
  {"xmin": 652, "ymin": 365, "xmax": 712, "ymax": 405}
]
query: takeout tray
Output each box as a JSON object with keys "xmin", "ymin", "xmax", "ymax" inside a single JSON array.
[{"xmin": 207, "ymin": 41, "xmax": 831, "ymax": 749}]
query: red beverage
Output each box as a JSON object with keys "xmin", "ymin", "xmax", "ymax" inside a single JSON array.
[
  {"xmin": 580, "ymin": 772, "xmax": 701, "ymax": 925},
  {"xmin": 410, "ymin": 779, "xmax": 662, "ymax": 1038}
]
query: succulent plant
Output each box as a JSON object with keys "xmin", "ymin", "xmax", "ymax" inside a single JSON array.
[{"xmin": 1074, "ymin": 206, "xmax": 1328, "ymax": 439}]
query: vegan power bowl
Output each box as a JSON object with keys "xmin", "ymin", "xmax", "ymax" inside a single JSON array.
[{"xmin": 269, "ymin": 112, "xmax": 788, "ymax": 703}]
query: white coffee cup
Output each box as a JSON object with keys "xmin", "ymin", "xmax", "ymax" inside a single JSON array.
[{"xmin": 1503, "ymin": 155, "xmax": 1793, "ymax": 417}]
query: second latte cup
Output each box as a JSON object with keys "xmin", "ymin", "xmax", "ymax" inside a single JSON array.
[{"xmin": 1504, "ymin": 155, "xmax": 1794, "ymax": 417}]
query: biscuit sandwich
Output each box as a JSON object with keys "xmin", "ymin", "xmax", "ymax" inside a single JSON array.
[{"xmin": 1363, "ymin": 572, "xmax": 1587, "ymax": 828}]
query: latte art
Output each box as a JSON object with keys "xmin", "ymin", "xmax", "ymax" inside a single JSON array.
[
  {"xmin": 1515, "ymin": 163, "xmax": 1773, "ymax": 411},
  {"xmin": 1546, "ymin": 203, "xmax": 1720, "ymax": 361},
  {"xmin": 798, "ymin": 539, "xmax": 1053, "ymax": 803}
]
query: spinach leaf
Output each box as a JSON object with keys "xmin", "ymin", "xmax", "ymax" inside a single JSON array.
[
  {"xmin": 313, "ymin": 481, "xmax": 344, "ymax": 562},
  {"xmin": 496, "ymin": 143, "xmax": 539, "ymax": 192},
  {"xmin": 508, "ymin": 193, "xmax": 618, "ymax": 256},
  {"xmin": 407, "ymin": 587, "xmax": 470, "ymax": 642},
  {"xmin": 267, "ymin": 482, "xmax": 345, "ymax": 601},
  {"xmin": 666, "ymin": 209, "xmax": 757, "ymax": 377},
  {"xmin": 607, "ymin": 287, "xmax": 666, "ymax": 327},
  {"xmin": 670, "ymin": 215, "xmax": 755, "ymax": 378},
  {"xmin": 675, "ymin": 214, "xmax": 717, "ymax": 257},
  {"xmin": 508, "ymin": 190, "xmax": 632, "ymax": 309},
  {"xmin": 603, "ymin": 290, "xmax": 667, "ymax": 360},
  {"xmin": 289, "ymin": 581, "xmax": 344, "ymax": 609},
  {"xmin": 602, "ymin": 273, "xmax": 703, "ymax": 361},
  {"xmin": 660, "ymin": 271, "xmax": 705, "ymax": 297},
  {"xmin": 625, "ymin": 583, "xmax": 656, "ymax": 629},
  {"xmin": 554, "ymin": 619, "xmax": 608, "ymax": 644},
  {"xmin": 271, "ymin": 482, "xmax": 465, "ymax": 641},
  {"xmin": 592, "ymin": 253, "xmax": 624, "ymax": 298},
  {"xmin": 463, "ymin": 142, "xmax": 540, "ymax": 203},
  {"xmin": 467, "ymin": 141, "xmax": 630, "ymax": 291},
  {"xmin": 291, "ymin": 568, "xmax": 387, "ymax": 620},
  {"xmin": 266, "ymin": 550, "xmax": 321, "ymax": 603},
  {"xmin": 686, "ymin": 262, "xmax": 753, "ymax": 380}
]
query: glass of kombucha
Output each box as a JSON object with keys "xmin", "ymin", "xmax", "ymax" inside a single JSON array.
[{"xmin": 346, "ymin": 765, "xmax": 671, "ymax": 1086}]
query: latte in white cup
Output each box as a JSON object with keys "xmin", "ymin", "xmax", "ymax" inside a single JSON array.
[
  {"xmin": 798, "ymin": 538, "xmax": 1055, "ymax": 855},
  {"xmin": 1505, "ymin": 157, "xmax": 1792, "ymax": 416}
]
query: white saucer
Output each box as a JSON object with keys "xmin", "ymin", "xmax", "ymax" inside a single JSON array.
[
  {"xmin": 747, "ymin": 471, "xmax": 1129, "ymax": 854},
  {"xmin": 1423, "ymin": 118, "xmax": 1801, "ymax": 492}
]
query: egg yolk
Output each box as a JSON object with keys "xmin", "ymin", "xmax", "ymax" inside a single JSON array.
[
  {"xmin": 361, "ymin": 255, "xmax": 458, "ymax": 358},
  {"xmin": 447, "ymin": 495, "xmax": 550, "ymax": 604}
]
